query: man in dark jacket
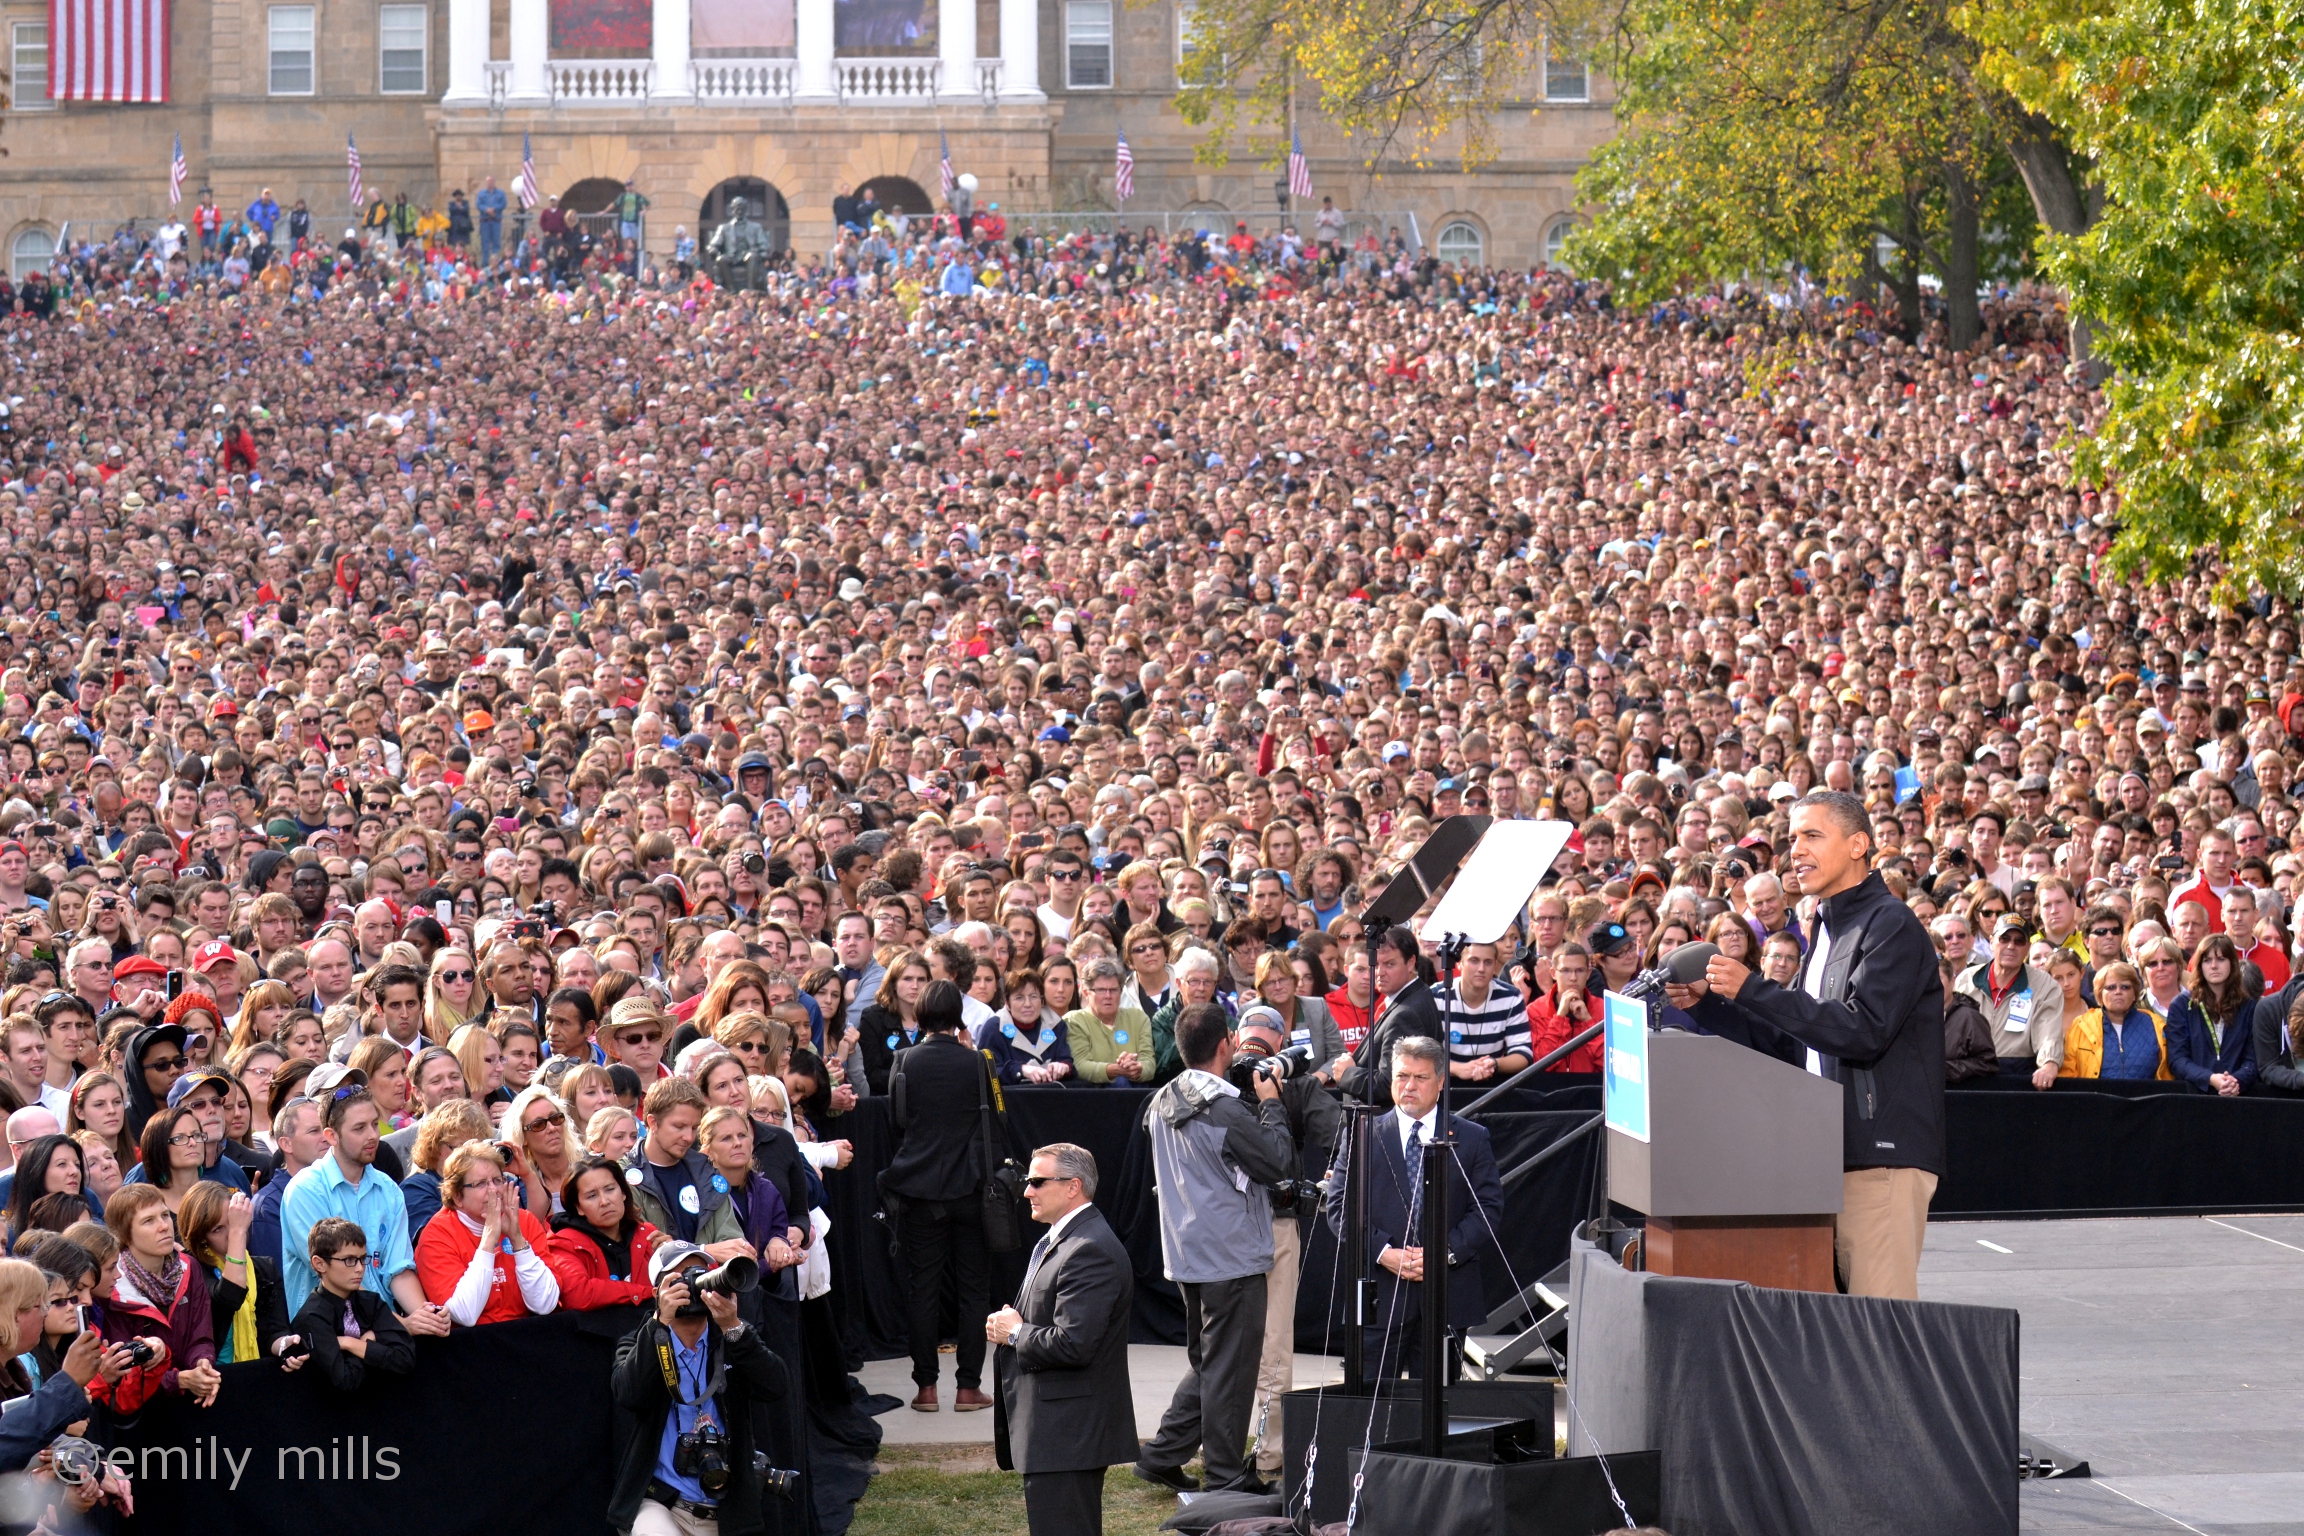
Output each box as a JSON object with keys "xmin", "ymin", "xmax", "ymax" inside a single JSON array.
[
  {"xmin": 1670, "ymin": 790, "xmax": 1945, "ymax": 1300},
  {"xmin": 2250, "ymin": 974, "xmax": 2304, "ymax": 1094},
  {"xmin": 1349, "ymin": 925, "xmax": 1440, "ymax": 1109},
  {"xmin": 1941, "ymin": 954, "xmax": 1998, "ymax": 1083},
  {"xmin": 987, "ymin": 1142, "xmax": 1136, "ymax": 1535},
  {"xmin": 610, "ymin": 1241, "xmax": 789, "ymax": 1536},
  {"xmin": 881, "ymin": 980, "xmax": 993, "ymax": 1412}
]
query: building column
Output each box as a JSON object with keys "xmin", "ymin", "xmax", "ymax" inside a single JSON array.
[
  {"xmin": 441, "ymin": 0, "xmax": 490, "ymax": 104},
  {"xmin": 998, "ymin": 0, "xmax": 1042, "ymax": 102},
  {"xmin": 507, "ymin": 0, "xmax": 551, "ymax": 102},
  {"xmin": 795, "ymin": 0, "xmax": 836, "ymax": 99},
  {"xmin": 937, "ymin": 0, "xmax": 978, "ymax": 98},
  {"xmin": 651, "ymin": 0, "xmax": 693, "ymax": 97}
]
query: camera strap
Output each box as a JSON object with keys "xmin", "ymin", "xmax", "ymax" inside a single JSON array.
[{"xmin": 656, "ymin": 1329, "xmax": 728, "ymax": 1423}]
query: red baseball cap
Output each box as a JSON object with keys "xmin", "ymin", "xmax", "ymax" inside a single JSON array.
[
  {"xmin": 194, "ymin": 940, "xmax": 240, "ymax": 972},
  {"xmin": 113, "ymin": 955, "xmax": 169, "ymax": 980}
]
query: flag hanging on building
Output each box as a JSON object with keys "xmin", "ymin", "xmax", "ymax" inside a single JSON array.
[
  {"xmin": 169, "ymin": 133, "xmax": 187, "ymax": 206},
  {"xmin": 1288, "ymin": 130, "xmax": 1313, "ymax": 200},
  {"xmin": 939, "ymin": 130, "xmax": 956, "ymax": 201},
  {"xmin": 347, "ymin": 135, "xmax": 363, "ymax": 209},
  {"xmin": 47, "ymin": 0, "xmax": 171, "ymax": 101},
  {"xmin": 1114, "ymin": 128, "xmax": 1135, "ymax": 202},
  {"xmin": 517, "ymin": 132, "xmax": 540, "ymax": 209}
]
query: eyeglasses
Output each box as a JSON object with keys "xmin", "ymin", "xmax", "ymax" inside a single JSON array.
[
  {"xmin": 145, "ymin": 1054, "xmax": 187, "ymax": 1073},
  {"xmin": 520, "ymin": 1115, "xmax": 559, "ymax": 1135},
  {"xmin": 325, "ymin": 1251, "xmax": 370, "ymax": 1268},
  {"xmin": 1047, "ymin": 869, "xmax": 1084, "ymax": 883},
  {"xmin": 1130, "ymin": 942, "xmax": 1164, "ymax": 956},
  {"xmin": 2089, "ymin": 926, "xmax": 2123, "ymax": 938},
  {"xmin": 437, "ymin": 969, "xmax": 475, "ymax": 983},
  {"xmin": 733, "ymin": 1039, "xmax": 767, "ymax": 1055},
  {"xmin": 1022, "ymin": 1174, "xmax": 1079, "ymax": 1190},
  {"xmin": 465, "ymin": 1176, "xmax": 507, "ymax": 1190},
  {"xmin": 2146, "ymin": 958, "xmax": 2180, "ymax": 969},
  {"xmin": 167, "ymin": 1132, "xmax": 206, "ymax": 1147},
  {"xmin": 617, "ymin": 1032, "xmax": 662, "ymax": 1047}
]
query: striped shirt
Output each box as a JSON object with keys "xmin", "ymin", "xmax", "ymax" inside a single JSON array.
[{"xmin": 1434, "ymin": 979, "xmax": 1533, "ymax": 1063}]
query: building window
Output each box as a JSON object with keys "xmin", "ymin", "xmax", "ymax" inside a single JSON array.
[
  {"xmin": 1066, "ymin": 1, "xmax": 1111, "ymax": 88},
  {"xmin": 11, "ymin": 22, "xmax": 49, "ymax": 110},
  {"xmin": 379, "ymin": 4, "xmax": 427, "ymax": 94},
  {"xmin": 269, "ymin": 6, "xmax": 316, "ymax": 95},
  {"xmin": 1544, "ymin": 52, "xmax": 1588, "ymax": 101},
  {"xmin": 1437, "ymin": 221, "xmax": 1483, "ymax": 267},
  {"xmin": 1544, "ymin": 217, "xmax": 1577, "ymax": 269},
  {"xmin": 10, "ymin": 228, "xmax": 54, "ymax": 280}
]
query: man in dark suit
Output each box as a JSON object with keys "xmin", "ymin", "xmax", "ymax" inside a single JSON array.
[
  {"xmin": 1350, "ymin": 925, "xmax": 1442, "ymax": 1109},
  {"xmin": 1325, "ymin": 1033, "xmax": 1503, "ymax": 1378},
  {"xmin": 987, "ymin": 1142, "xmax": 1138, "ymax": 1536}
]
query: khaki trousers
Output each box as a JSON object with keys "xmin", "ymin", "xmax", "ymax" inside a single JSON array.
[
  {"xmin": 1835, "ymin": 1166, "xmax": 1938, "ymax": 1300},
  {"xmin": 632, "ymin": 1498, "xmax": 718, "ymax": 1536},
  {"xmin": 1249, "ymin": 1213, "xmax": 1302, "ymax": 1475}
]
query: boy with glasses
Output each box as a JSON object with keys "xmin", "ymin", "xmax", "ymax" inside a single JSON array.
[
  {"xmin": 286, "ymin": 1217, "xmax": 418, "ymax": 1392},
  {"xmin": 1035, "ymin": 854, "xmax": 1088, "ymax": 941}
]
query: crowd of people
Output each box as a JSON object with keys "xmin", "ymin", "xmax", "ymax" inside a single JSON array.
[{"xmin": 0, "ymin": 172, "xmax": 2294, "ymax": 1530}]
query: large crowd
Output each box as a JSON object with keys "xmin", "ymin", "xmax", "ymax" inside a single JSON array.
[{"xmin": 0, "ymin": 181, "xmax": 2293, "ymax": 1530}]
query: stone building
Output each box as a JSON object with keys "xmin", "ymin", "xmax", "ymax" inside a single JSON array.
[{"xmin": 1, "ymin": 0, "xmax": 1613, "ymax": 272}]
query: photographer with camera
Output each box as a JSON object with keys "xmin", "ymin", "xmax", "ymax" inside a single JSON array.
[
  {"xmin": 1134, "ymin": 1002, "xmax": 1296, "ymax": 1496},
  {"xmin": 1230, "ymin": 1005, "xmax": 1341, "ymax": 1483},
  {"xmin": 611, "ymin": 1241, "xmax": 791, "ymax": 1536}
]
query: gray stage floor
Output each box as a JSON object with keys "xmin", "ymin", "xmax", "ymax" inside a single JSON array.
[{"xmin": 1922, "ymin": 1213, "xmax": 2304, "ymax": 1534}]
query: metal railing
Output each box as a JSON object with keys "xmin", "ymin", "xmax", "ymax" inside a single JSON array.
[{"xmin": 1004, "ymin": 209, "xmax": 1424, "ymax": 250}]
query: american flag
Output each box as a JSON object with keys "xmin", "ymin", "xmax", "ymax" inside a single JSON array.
[
  {"xmin": 517, "ymin": 131, "xmax": 540, "ymax": 209},
  {"xmin": 347, "ymin": 134, "xmax": 363, "ymax": 210},
  {"xmin": 939, "ymin": 130, "xmax": 955, "ymax": 202},
  {"xmin": 1114, "ymin": 127, "xmax": 1134, "ymax": 202},
  {"xmin": 169, "ymin": 133, "xmax": 187, "ymax": 206},
  {"xmin": 1288, "ymin": 130, "xmax": 1313, "ymax": 200},
  {"xmin": 47, "ymin": 0, "xmax": 171, "ymax": 101}
]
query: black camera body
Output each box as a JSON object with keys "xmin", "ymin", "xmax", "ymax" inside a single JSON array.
[
  {"xmin": 1266, "ymin": 1176, "xmax": 1325, "ymax": 1212},
  {"xmin": 1226, "ymin": 1041, "xmax": 1315, "ymax": 1094},
  {"xmin": 673, "ymin": 1421, "xmax": 731, "ymax": 1493},
  {"xmin": 672, "ymin": 1255, "xmax": 759, "ymax": 1319}
]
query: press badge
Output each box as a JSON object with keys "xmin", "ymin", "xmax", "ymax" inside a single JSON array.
[{"xmin": 2004, "ymin": 993, "xmax": 2033, "ymax": 1034}]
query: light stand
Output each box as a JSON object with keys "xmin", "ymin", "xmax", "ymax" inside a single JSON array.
[{"xmin": 1420, "ymin": 1110, "xmax": 1452, "ymax": 1455}]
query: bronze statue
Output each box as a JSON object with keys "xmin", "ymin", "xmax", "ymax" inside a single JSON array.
[{"xmin": 707, "ymin": 197, "xmax": 771, "ymax": 290}]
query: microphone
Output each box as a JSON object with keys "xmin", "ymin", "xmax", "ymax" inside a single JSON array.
[{"xmin": 1620, "ymin": 942, "xmax": 1720, "ymax": 1001}]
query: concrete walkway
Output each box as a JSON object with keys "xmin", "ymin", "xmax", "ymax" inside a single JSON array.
[{"xmin": 862, "ymin": 1345, "xmax": 1347, "ymax": 1444}]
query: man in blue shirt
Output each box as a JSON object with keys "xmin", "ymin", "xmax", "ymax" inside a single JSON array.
[
  {"xmin": 608, "ymin": 1241, "xmax": 789, "ymax": 1535},
  {"xmin": 247, "ymin": 1096, "xmax": 325, "ymax": 1277},
  {"xmin": 475, "ymin": 176, "xmax": 508, "ymax": 264},
  {"xmin": 276, "ymin": 1077, "xmax": 451, "ymax": 1337},
  {"xmin": 245, "ymin": 188, "xmax": 282, "ymax": 238}
]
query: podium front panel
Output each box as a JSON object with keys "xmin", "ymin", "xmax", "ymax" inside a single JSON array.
[{"xmin": 1608, "ymin": 1032, "xmax": 1844, "ymax": 1217}]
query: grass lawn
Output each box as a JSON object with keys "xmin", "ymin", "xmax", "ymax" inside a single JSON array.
[{"xmin": 847, "ymin": 1445, "xmax": 1188, "ymax": 1536}]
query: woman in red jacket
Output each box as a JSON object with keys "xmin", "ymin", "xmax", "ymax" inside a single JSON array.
[
  {"xmin": 1526, "ymin": 943, "xmax": 1606, "ymax": 1073},
  {"xmin": 413, "ymin": 1143, "xmax": 559, "ymax": 1326},
  {"xmin": 98, "ymin": 1184, "xmax": 222, "ymax": 1409},
  {"xmin": 544, "ymin": 1154, "xmax": 662, "ymax": 1310}
]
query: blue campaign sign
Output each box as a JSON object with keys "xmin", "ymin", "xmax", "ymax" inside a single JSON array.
[{"xmin": 1603, "ymin": 990, "xmax": 1650, "ymax": 1144}]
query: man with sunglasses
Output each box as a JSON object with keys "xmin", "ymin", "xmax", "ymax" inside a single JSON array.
[
  {"xmin": 985, "ymin": 1143, "xmax": 1137, "ymax": 1536},
  {"xmin": 1034, "ymin": 852, "xmax": 1089, "ymax": 942}
]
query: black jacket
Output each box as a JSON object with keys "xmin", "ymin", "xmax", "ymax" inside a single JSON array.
[
  {"xmin": 993, "ymin": 1204, "xmax": 1137, "ymax": 1475},
  {"xmin": 858, "ymin": 1005, "xmax": 922, "ymax": 1094},
  {"xmin": 291, "ymin": 1286, "xmax": 417, "ymax": 1391},
  {"xmin": 1692, "ymin": 870, "xmax": 1946, "ymax": 1176},
  {"xmin": 880, "ymin": 1030, "xmax": 987, "ymax": 1203},
  {"xmin": 610, "ymin": 1316, "xmax": 789, "ymax": 1536},
  {"xmin": 1350, "ymin": 980, "xmax": 1443, "ymax": 1109},
  {"xmin": 2252, "ymin": 977, "xmax": 2304, "ymax": 1094}
]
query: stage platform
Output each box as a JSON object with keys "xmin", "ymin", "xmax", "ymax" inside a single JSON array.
[{"xmin": 1925, "ymin": 1213, "xmax": 2304, "ymax": 1534}]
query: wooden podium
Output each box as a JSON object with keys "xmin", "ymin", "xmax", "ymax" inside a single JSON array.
[{"xmin": 1607, "ymin": 1031, "xmax": 1844, "ymax": 1292}]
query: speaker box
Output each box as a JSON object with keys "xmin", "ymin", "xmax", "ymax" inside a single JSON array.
[
  {"xmin": 1279, "ymin": 1379, "xmax": 1554, "ymax": 1526},
  {"xmin": 1352, "ymin": 1444, "xmax": 1664, "ymax": 1536}
]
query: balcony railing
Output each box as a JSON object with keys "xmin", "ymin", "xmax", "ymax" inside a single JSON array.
[
  {"xmin": 691, "ymin": 57, "xmax": 797, "ymax": 102},
  {"xmin": 837, "ymin": 58, "xmax": 940, "ymax": 102},
  {"xmin": 551, "ymin": 58, "xmax": 654, "ymax": 103}
]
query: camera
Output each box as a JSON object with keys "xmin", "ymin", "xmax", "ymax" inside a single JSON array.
[
  {"xmin": 673, "ymin": 1254, "xmax": 759, "ymax": 1318},
  {"xmin": 529, "ymin": 900, "xmax": 558, "ymax": 924},
  {"xmin": 757, "ymin": 1454, "xmax": 801, "ymax": 1498},
  {"xmin": 1227, "ymin": 1041, "xmax": 1316, "ymax": 1094},
  {"xmin": 1265, "ymin": 1176, "xmax": 1325, "ymax": 1213},
  {"xmin": 673, "ymin": 1421, "xmax": 732, "ymax": 1494},
  {"xmin": 741, "ymin": 852, "xmax": 768, "ymax": 876},
  {"xmin": 125, "ymin": 1339, "xmax": 160, "ymax": 1369},
  {"xmin": 494, "ymin": 1140, "xmax": 521, "ymax": 1167},
  {"xmin": 49, "ymin": 1436, "xmax": 104, "ymax": 1486}
]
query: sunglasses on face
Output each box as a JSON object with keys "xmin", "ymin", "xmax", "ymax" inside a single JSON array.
[{"xmin": 1022, "ymin": 1174, "xmax": 1078, "ymax": 1190}]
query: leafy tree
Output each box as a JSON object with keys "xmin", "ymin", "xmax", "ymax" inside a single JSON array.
[{"xmin": 2009, "ymin": 0, "xmax": 2304, "ymax": 590}]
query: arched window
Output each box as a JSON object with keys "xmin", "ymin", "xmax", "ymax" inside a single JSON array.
[
  {"xmin": 9, "ymin": 228, "xmax": 54, "ymax": 280},
  {"xmin": 1543, "ymin": 217, "xmax": 1577, "ymax": 270},
  {"xmin": 857, "ymin": 176, "xmax": 933, "ymax": 216},
  {"xmin": 1436, "ymin": 220, "xmax": 1483, "ymax": 268},
  {"xmin": 559, "ymin": 177, "xmax": 628, "ymax": 215},
  {"xmin": 701, "ymin": 178, "xmax": 791, "ymax": 253}
]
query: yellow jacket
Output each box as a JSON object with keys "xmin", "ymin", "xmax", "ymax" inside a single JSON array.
[{"xmin": 2059, "ymin": 1005, "xmax": 2171, "ymax": 1080}]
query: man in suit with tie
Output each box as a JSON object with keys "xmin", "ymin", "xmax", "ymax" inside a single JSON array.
[
  {"xmin": 987, "ymin": 1142, "xmax": 1138, "ymax": 1536},
  {"xmin": 1325, "ymin": 1033, "xmax": 1504, "ymax": 1378}
]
